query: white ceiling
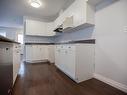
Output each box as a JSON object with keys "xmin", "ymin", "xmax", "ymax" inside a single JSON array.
[
  {"xmin": 0, "ymin": 0, "xmax": 75, "ymax": 21},
  {"xmin": 0, "ymin": 0, "xmax": 106, "ymax": 28}
]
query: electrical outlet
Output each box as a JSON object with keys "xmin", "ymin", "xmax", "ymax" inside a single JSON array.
[{"xmin": 123, "ymin": 26, "xmax": 127, "ymax": 33}]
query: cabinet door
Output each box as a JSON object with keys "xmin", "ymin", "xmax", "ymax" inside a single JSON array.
[
  {"xmin": 13, "ymin": 44, "xmax": 21, "ymax": 84},
  {"xmin": 25, "ymin": 45, "xmax": 33, "ymax": 61},
  {"xmin": 63, "ymin": 45, "xmax": 76, "ymax": 79},
  {"xmin": 46, "ymin": 22, "xmax": 56, "ymax": 36},
  {"xmin": 58, "ymin": 46, "xmax": 66, "ymax": 72},
  {"xmin": 13, "ymin": 49, "xmax": 18, "ymax": 84},
  {"xmin": 55, "ymin": 45, "xmax": 76, "ymax": 79},
  {"xmin": 76, "ymin": 44, "xmax": 94, "ymax": 82},
  {"xmin": 55, "ymin": 45, "xmax": 61, "ymax": 68},
  {"xmin": 26, "ymin": 45, "xmax": 49, "ymax": 62},
  {"xmin": 25, "ymin": 20, "xmax": 46, "ymax": 36},
  {"xmin": 32, "ymin": 45, "xmax": 39, "ymax": 61},
  {"xmin": 55, "ymin": 14, "xmax": 65, "ymax": 28},
  {"xmin": 38, "ymin": 45, "xmax": 44, "ymax": 60},
  {"xmin": 40, "ymin": 45, "xmax": 48, "ymax": 60},
  {"xmin": 48, "ymin": 45, "xmax": 55, "ymax": 63},
  {"xmin": 72, "ymin": 0, "xmax": 86, "ymax": 26}
]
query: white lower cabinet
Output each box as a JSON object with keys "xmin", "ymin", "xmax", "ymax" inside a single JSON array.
[
  {"xmin": 13, "ymin": 44, "xmax": 21, "ymax": 84},
  {"xmin": 25, "ymin": 45, "xmax": 49, "ymax": 62},
  {"xmin": 48, "ymin": 45, "xmax": 55, "ymax": 63},
  {"xmin": 55, "ymin": 44, "xmax": 94, "ymax": 83}
]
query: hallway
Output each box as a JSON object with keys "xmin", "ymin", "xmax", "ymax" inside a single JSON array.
[{"xmin": 13, "ymin": 63, "xmax": 127, "ymax": 95}]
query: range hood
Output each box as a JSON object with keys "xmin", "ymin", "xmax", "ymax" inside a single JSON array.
[{"xmin": 54, "ymin": 25, "xmax": 63, "ymax": 33}]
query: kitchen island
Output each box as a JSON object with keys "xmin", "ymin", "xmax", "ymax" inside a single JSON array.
[{"xmin": 0, "ymin": 35, "xmax": 21, "ymax": 95}]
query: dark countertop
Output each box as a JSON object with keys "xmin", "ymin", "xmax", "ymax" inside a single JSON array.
[
  {"xmin": 0, "ymin": 35, "xmax": 20, "ymax": 44},
  {"xmin": 25, "ymin": 39, "xmax": 95, "ymax": 45},
  {"xmin": 55, "ymin": 39, "xmax": 95, "ymax": 44},
  {"xmin": 25, "ymin": 43, "xmax": 55, "ymax": 45}
]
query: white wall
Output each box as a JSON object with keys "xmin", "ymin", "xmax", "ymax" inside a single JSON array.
[
  {"xmin": 95, "ymin": 0, "xmax": 127, "ymax": 87},
  {"xmin": 0, "ymin": 12, "xmax": 23, "ymax": 28},
  {"xmin": 54, "ymin": 27, "xmax": 95, "ymax": 42}
]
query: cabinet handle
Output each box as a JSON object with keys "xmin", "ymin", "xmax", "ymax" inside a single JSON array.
[{"xmin": 6, "ymin": 48, "xmax": 9, "ymax": 50}]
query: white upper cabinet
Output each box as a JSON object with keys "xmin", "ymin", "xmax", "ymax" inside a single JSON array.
[
  {"xmin": 25, "ymin": 0, "xmax": 95, "ymax": 36},
  {"xmin": 25, "ymin": 19, "xmax": 55, "ymax": 36},
  {"xmin": 25, "ymin": 19, "xmax": 46, "ymax": 36},
  {"xmin": 63, "ymin": 16, "xmax": 74, "ymax": 29},
  {"xmin": 45, "ymin": 22, "xmax": 56, "ymax": 36},
  {"xmin": 54, "ymin": 0, "xmax": 95, "ymax": 31}
]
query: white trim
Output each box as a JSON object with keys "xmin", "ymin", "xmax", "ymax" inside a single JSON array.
[
  {"xmin": 94, "ymin": 73, "xmax": 127, "ymax": 93},
  {"xmin": 25, "ymin": 59, "xmax": 49, "ymax": 63}
]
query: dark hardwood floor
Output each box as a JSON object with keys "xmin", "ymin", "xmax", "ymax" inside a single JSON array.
[{"xmin": 13, "ymin": 62, "xmax": 127, "ymax": 95}]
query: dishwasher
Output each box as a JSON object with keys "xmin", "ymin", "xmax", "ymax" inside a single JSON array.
[{"xmin": 0, "ymin": 42, "xmax": 13, "ymax": 95}]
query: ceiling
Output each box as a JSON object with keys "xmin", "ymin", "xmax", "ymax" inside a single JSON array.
[
  {"xmin": 0, "ymin": 0, "xmax": 75, "ymax": 21},
  {"xmin": 0, "ymin": 0, "xmax": 106, "ymax": 28}
]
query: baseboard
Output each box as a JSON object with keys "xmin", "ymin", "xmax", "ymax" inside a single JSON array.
[
  {"xmin": 94, "ymin": 73, "xmax": 127, "ymax": 93},
  {"xmin": 25, "ymin": 59, "xmax": 49, "ymax": 63}
]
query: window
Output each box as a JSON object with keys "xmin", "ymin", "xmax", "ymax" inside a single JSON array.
[
  {"xmin": 0, "ymin": 31, "xmax": 6, "ymax": 37},
  {"xmin": 18, "ymin": 34, "xmax": 23, "ymax": 44}
]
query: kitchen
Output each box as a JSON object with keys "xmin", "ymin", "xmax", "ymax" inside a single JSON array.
[{"xmin": 0, "ymin": 0, "xmax": 127, "ymax": 95}]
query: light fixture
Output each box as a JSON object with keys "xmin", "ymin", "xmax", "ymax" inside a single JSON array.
[{"xmin": 29, "ymin": 0, "xmax": 42, "ymax": 8}]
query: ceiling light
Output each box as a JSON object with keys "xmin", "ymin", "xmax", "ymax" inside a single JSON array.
[{"xmin": 29, "ymin": 0, "xmax": 42, "ymax": 8}]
